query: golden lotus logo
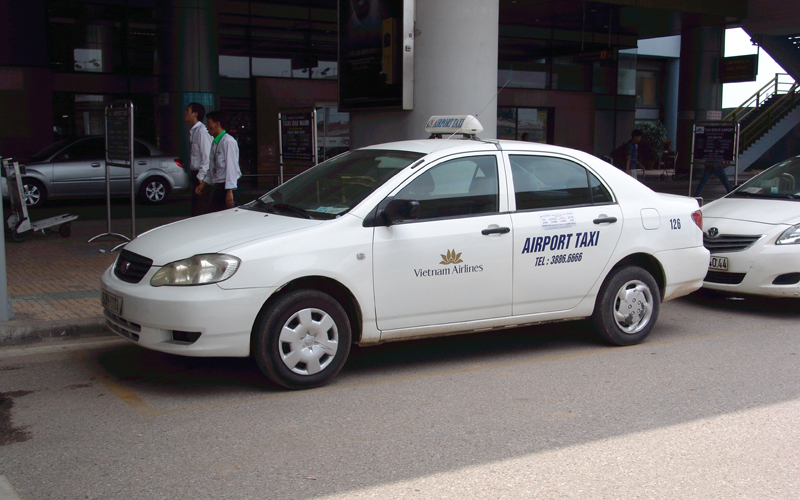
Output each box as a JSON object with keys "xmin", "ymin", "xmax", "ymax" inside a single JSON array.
[{"xmin": 440, "ymin": 249, "xmax": 463, "ymax": 265}]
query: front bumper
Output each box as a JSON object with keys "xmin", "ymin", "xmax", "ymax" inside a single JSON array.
[
  {"xmin": 702, "ymin": 242, "xmax": 800, "ymax": 298},
  {"xmin": 100, "ymin": 266, "xmax": 275, "ymax": 357}
]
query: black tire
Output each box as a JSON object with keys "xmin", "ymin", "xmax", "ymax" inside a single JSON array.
[
  {"xmin": 138, "ymin": 177, "xmax": 171, "ymax": 204},
  {"xmin": 253, "ymin": 290, "xmax": 352, "ymax": 389},
  {"xmin": 59, "ymin": 222, "xmax": 72, "ymax": 238},
  {"xmin": 592, "ymin": 266, "xmax": 660, "ymax": 346},
  {"xmin": 22, "ymin": 179, "xmax": 46, "ymax": 208}
]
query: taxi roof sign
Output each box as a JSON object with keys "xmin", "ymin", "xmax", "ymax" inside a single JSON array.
[{"xmin": 425, "ymin": 115, "xmax": 483, "ymax": 137}]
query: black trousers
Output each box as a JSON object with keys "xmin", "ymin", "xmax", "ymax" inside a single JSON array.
[
  {"xmin": 210, "ymin": 183, "xmax": 238, "ymax": 212},
  {"xmin": 190, "ymin": 174, "xmax": 211, "ymax": 216}
]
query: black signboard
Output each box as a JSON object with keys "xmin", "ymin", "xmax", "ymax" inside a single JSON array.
[
  {"xmin": 280, "ymin": 112, "xmax": 315, "ymax": 163},
  {"xmin": 106, "ymin": 106, "xmax": 132, "ymax": 166},
  {"xmin": 718, "ymin": 55, "xmax": 758, "ymax": 84},
  {"xmin": 693, "ymin": 123, "xmax": 738, "ymax": 163},
  {"xmin": 338, "ymin": 0, "xmax": 409, "ymax": 111}
]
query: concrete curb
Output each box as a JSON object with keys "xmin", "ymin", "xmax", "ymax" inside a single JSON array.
[{"xmin": 0, "ymin": 316, "xmax": 111, "ymax": 346}]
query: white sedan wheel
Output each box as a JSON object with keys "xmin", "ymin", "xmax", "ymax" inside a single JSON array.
[
  {"xmin": 278, "ymin": 307, "xmax": 339, "ymax": 375},
  {"xmin": 612, "ymin": 279, "xmax": 654, "ymax": 334}
]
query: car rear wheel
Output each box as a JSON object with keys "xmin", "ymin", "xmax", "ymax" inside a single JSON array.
[
  {"xmin": 22, "ymin": 179, "xmax": 46, "ymax": 208},
  {"xmin": 592, "ymin": 266, "xmax": 660, "ymax": 346},
  {"xmin": 253, "ymin": 290, "xmax": 352, "ymax": 390},
  {"xmin": 139, "ymin": 177, "xmax": 170, "ymax": 204}
]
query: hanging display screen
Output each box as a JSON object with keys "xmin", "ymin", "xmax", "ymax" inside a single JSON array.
[{"xmin": 338, "ymin": 0, "xmax": 414, "ymax": 111}]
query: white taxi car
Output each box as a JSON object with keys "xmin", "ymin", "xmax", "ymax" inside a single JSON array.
[
  {"xmin": 700, "ymin": 155, "xmax": 800, "ymax": 297},
  {"xmin": 101, "ymin": 116, "xmax": 709, "ymax": 389}
]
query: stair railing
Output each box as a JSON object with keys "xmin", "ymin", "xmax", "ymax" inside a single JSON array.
[
  {"xmin": 724, "ymin": 73, "xmax": 799, "ymax": 153},
  {"xmin": 738, "ymin": 81, "xmax": 799, "ymax": 152}
]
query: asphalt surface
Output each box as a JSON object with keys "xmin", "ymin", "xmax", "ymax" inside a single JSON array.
[{"xmin": 0, "ymin": 290, "xmax": 798, "ymax": 499}]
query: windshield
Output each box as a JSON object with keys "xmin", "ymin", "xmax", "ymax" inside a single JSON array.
[
  {"xmin": 243, "ymin": 149, "xmax": 424, "ymax": 219},
  {"xmin": 731, "ymin": 156, "xmax": 800, "ymax": 200},
  {"xmin": 29, "ymin": 138, "xmax": 73, "ymax": 162}
]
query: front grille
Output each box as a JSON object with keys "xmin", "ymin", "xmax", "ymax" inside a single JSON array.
[
  {"xmin": 114, "ymin": 250, "xmax": 153, "ymax": 284},
  {"xmin": 703, "ymin": 234, "xmax": 762, "ymax": 254},
  {"xmin": 104, "ymin": 309, "xmax": 141, "ymax": 342},
  {"xmin": 704, "ymin": 270, "xmax": 746, "ymax": 284}
]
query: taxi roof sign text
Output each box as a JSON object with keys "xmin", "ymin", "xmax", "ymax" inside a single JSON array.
[{"xmin": 425, "ymin": 115, "xmax": 484, "ymax": 136}]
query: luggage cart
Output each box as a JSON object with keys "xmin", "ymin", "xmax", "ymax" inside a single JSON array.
[
  {"xmin": 638, "ymin": 150, "xmax": 678, "ymax": 181},
  {"xmin": 2, "ymin": 158, "xmax": 78, "ymax": 243}
]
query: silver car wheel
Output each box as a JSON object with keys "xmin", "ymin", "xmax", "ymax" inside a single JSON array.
[
  {"xmin": 145, "ymin": 181, "xmax": 166, "ymax": 202},
  {"xmin": 278, "ymin": 307, "xmax": 339, "ymax": 376},
  {"xmin": 612, "ymin": 279, "xmax": 654, "ymax": 334},
  {"xmin": 23, "ymin": 184, "xmax": 41, "ymax": 207}
]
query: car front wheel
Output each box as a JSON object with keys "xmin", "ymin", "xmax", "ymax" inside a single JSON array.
[
  {"xmin": 253, "ymin": 290, "xmax": 352, "ymax": 389},
  {"xmin": 139, "ymin": 177, "xmax": 171, "ymax": 204},
  {"xmin": 23, "ymin": 179, "xmax": 46, "ymax": 208},
  {"xmin": 592, "ymin": 266, "xmax": 660, "ymax": 346}
]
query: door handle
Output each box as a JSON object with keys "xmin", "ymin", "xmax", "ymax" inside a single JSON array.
[
  {"xmin": 90, "ymin": 162, "xmax": 101, "ymax": 167},
  {"xmin": 593, "ymin": 217, "xmax": 617, "ymax": 224},
  {"xmin": 137, "ymin": 161, "xmax": 147, "ymax": 165},
  {"xmin": 481, "ymin": 227, "xmax": 510, "ymax": 235}
]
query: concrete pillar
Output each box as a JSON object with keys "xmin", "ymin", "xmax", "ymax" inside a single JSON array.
[
  {"xmin": 157, "ymin": 0, "xmax": 218, "ymax": 160},
  {"xmin": 351, "ymin": 0, "xmax": 499, "ymax": 147},
  {"xmin": 675, "ymin": 25, "xmax": 724, "ymax": 173},
  {"xmin": 664, "ymin": 58, "xmax": 680, "ymax": 148}
]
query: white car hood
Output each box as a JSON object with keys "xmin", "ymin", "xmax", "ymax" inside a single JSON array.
[
  {"xmin": 702, "ymin": 197, "xmax": 800, "ymax": 225},
  {"xmin": 124, "ymin": 209, "xmax": 323, "ymax": 265}
]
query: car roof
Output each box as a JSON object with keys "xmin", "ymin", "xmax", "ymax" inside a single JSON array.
[{"xmin": 361, "ymin": 138, "xmax": 599, "ymax": 163}]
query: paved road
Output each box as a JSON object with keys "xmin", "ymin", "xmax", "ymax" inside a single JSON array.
[{"xmin": 1, "ymin": 291, "xmax": 798, "ymax": 499}]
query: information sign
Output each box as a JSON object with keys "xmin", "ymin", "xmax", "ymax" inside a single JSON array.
[
  {"xmin": 693, "ymin": 123, "xmax": 737, "ymax": 163},
  {"xmin": 106, "ymin": 107, "xmax": 132, "ymax": 167},
  {"xmin": 280, "ymin": 112, "xmax": 316, "ymax": 163}
]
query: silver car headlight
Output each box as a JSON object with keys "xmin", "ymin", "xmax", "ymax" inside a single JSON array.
[
  {"xmin": 150, "ymin": 254, "xmax": 241, "ymax": 286},
  {"xmin": 776, "ymin": 224, "xmax": 800, "ymax": 245}
]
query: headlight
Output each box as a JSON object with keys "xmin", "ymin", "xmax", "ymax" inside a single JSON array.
[
  {"xmin": 150, "ymin": 254, "xmax": 241, "ymax": 286},
  {"xmin": 776, "ymin": 224, "xmax": 800, "ymax": 245}
]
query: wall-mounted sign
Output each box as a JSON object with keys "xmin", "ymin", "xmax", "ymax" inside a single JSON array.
[
  {"xmin": 338, "ymin": 0, "xmax": 414, "ymax": 111},
  {"xmin": 718, "ymin": 54, "xmax": 758, "ymax": 84}
]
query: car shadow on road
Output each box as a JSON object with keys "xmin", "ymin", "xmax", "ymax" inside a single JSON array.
[
  {"xmin": 93, "ymin": 320, "xmax": 607, "ymax": 396},
  {"xmin": 686, "ymin": 288, "xmax": 800, "ymax": 317}
]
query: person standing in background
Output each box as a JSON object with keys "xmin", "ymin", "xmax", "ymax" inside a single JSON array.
[
  {"xmin": 184, "ymin": 102, "xmax": 212, "ymax": 216},
  {"xmin": 197, "ymin": 111, "xmax": 241, "ymax": 212},
  {"xmin": 626, "ymin": 129, "xmax": 644, "ymax": 179}
]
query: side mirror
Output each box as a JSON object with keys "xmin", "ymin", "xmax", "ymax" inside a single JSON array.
[{"xmin": 380, "ymin": 199, "xmax": 420, "ymax": 225}]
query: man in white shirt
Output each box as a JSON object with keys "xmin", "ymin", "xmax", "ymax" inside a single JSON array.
[
  {"xmin": 184, "ymin": 102, "xmax": 213, "ymax": 215},
  {"xmin": 197, "ymin": 111, "xmax": 241, "ymax": 212}
]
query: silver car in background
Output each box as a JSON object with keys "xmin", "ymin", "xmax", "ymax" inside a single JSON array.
[{"xmin": 2, "ymin": 136, "xmax": 189, "ymax": 208}]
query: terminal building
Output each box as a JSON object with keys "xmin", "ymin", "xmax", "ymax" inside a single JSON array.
[{"xmin": 1, "ymin": 0, "xmax": 798, "ymax": 192}]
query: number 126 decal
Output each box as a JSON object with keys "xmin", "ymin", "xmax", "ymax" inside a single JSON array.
[{"xmin": 670, "ymin": 218, "xmax": 681, "ymax": 230}]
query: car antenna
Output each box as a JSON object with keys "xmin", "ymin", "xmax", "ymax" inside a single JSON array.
[{"xmin": 428, "ymin": 75, "xmax": 512, "ymax": 155}]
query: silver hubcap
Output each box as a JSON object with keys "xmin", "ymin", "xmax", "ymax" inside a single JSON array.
[
  {"xmin": 613, "ymin": 279, "xmax": 653, "ymax": 334},
  {"xmin": 279, "ymin": 308, "xmax": 339, "ymax": 375},
  {"xmin": 145, "ymin": 182, "xmax": 165, "ymax": 201},
  {"xmin": 23, "ymin": 184, "xmax": 40, "ymax": 206}
]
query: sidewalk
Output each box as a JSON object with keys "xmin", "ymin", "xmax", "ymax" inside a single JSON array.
[
  {"xmin": 0, "ymin": 175, "xmax": 736, "ymax": 346},
  {"xmin": 0, "ymin": 216, "xmax": 181, "ymax": 344}
]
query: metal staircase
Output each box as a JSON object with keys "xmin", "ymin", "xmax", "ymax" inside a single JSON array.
[{"xmin": 724, "ymin": 73, "xmax": 800, "ymax": 173}]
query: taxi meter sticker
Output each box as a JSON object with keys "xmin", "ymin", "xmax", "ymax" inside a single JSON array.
[{"xmin": 540, "ymin": 212, "xmax": 576, "ymax": 230}]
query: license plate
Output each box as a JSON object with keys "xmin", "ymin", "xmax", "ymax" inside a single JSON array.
[
  {"xmin": 101, "ymin": 289, "xmax": 123, "ymax": 316},
  {"xmin": 709, "ymin": 256, "xmax": 728, "ymax": 271}
]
